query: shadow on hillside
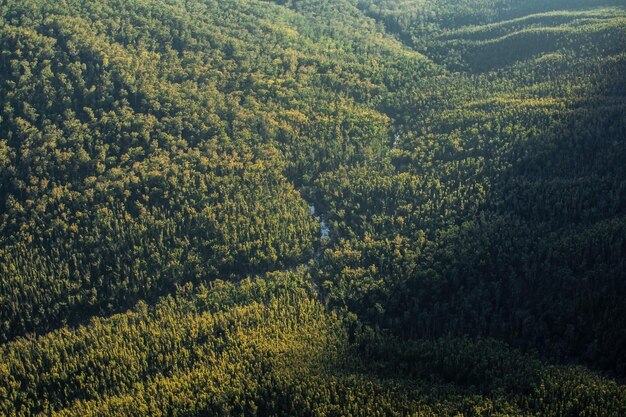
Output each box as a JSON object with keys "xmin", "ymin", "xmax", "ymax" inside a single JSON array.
[{"xmin": 391, "ymin": 52, "xmax": 626, "ymax": 378}]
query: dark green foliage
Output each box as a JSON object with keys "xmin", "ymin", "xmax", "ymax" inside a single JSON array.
[
  {"xmin": 1, "ymin": 0, "xmax": 625, "ymax": 415},
  {"xmin": 2, "ymin": 272, "xmax": 625, "ymax": 417}
]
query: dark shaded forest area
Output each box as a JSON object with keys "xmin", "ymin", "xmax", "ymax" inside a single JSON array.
[{"xmin": 1, "ymin": 0, "xmax": 625, "ymax": 415}]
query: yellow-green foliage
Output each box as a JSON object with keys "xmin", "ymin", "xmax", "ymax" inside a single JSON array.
[{"xmin": 0, "ymin": 0, "xmax": 625, "ymax": 415}]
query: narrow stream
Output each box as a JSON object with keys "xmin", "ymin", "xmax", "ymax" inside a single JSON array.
[{"xmin": 309, "ymin": 205, "xmax": 329, "ymax": 260}]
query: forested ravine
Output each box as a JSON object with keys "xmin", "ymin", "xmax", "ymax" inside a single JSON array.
[{"xmin": 1, "ymin": 0, "xmax": 625, "ymax": 415}]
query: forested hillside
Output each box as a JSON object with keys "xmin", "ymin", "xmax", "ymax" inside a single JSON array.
[{"xmin": 1, "ymin": 0, "xmax": 625, "ymax": 415}]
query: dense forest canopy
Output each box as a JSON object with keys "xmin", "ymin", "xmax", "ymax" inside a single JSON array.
[{"xmin": 1, "ymin": 0, "xmax": 625, "ymax": 415}]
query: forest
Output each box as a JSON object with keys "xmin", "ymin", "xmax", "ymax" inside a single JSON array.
[{"xmin": 0, "ymin": 0, "xmax": 625, "ymax": 415}]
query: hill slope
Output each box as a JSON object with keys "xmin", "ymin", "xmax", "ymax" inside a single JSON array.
[{"xmin": 1, "ymin": 0, "xmax": 625, "ymax": 415}]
